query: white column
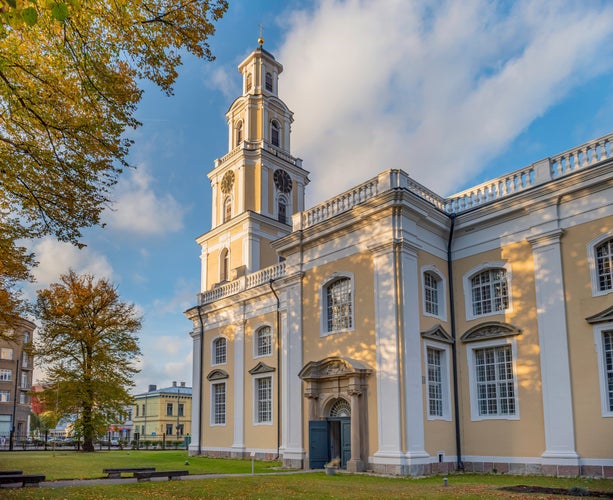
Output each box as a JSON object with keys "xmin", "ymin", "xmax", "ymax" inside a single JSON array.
[
  {"xmin": 529, "ymin": 230, "xmax": 578, "ymax": 463},
  {"xmin": 400, "ymin": 245, "xmax": 428, "ymax": 462},
  {"xmin": 281, "ymin": 282, "xmax": 304, "ymax": 465},
  {"xmin": 232, "ymin": 321, "xmax": 245, "ymax": 454},
  {"xmin": 372, "ymin": 244, "xmax": 404, "ymax": 462},
  {"xmin": 189, "ymin": 327, "xmax": 202, "ymax": 455}
]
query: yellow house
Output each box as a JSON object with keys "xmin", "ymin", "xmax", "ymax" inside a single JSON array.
[
  {"xmin": 132, "ymin": 382, "xmax": 192, "ymax": 442},
  {"xmin": 184, "ymin": 41, "xmax": 613, "ymax": 477}
]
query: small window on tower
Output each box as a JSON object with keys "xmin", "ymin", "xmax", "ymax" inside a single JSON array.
[
  {"xmin": 224, "ymin": 197, "xmax": 232, "ymax": 223},
  {"xmin": 236, "ymin": 121, "xmax": 243, "ymax": 147},
  {"xmin": 246, "ymin": 73, "xmax": 252, "ymax": 92},
  {"xmin": 271, "ymin": 121, "xmax": 280, "ymax": 147},
  {"xmin": 265, "ymin": 72, "xmax": 273, "ymax": 91},
  {"xmin": 278, "ymin": 197, "xmax": 287, "ymax": 224}
]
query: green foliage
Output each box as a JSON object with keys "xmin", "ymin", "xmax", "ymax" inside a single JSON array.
[
  {"xmin": 33, "ymin": 270, "xmax": 142, "ymax": 451},
  {"xmin": 0, "ymin": 0, "xmax": 228, "ymax": 324}
]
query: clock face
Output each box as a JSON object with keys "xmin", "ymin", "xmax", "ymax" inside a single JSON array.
[
  {"xmin": 220, "ymin": 171, "xmax": 235, "ymax": 194},
  {"xmin": 273, "ymin": 169, "xmax": 292, "ymax": 193}
]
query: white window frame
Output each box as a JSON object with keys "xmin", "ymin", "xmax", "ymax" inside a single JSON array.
[
  {"xmin": 210, "ymin": 381, "xmax": 227, "ymax": 426},
  {"xmin": 319, "ymin": 272, "xmax": 355, "ymax": 337},
  {"xmin": 0, "ymin": 369, "xmax": 11, "ymax": 382},
  {"xmin": 421, "ymin": 266, "xmax": 447, "ymax": 321},
  {"xmin": 253, "ymin": 374, "xmax": 273, "ymax": 425},
  {"xmin": 0, "ymin": 390, "xmax": 9, "ymax": 402},
  {"xmin": 223, "ymin": 196, "xmax": 232, "ymax": 223},
  {"xmin": 270, "ymin": 120, "xmax": 280, "ymax": 147},
  {"xmin": 466, "ymin": 337, "xmax": 520, "ymax": 421},
  {"xmin": 594, "ymin": 322, "xmax": 613, "ymax": 417},
  {"xmin": 212, "ymin": 336, "xmax": 227, "ymax": 366},
  {"xmin": 463, "ymin": 262, "xmax": 513, "ymax": 321},
  {"xmin": 587, "ymin": 232, "xmax": 613, "ymax": 297},
  {"xmin": 219, "ymin": 248, "xmax": 229, "ymax": 282},
  {"xmin": 254, "ymin": 324, "xmax": 273, "ymax": 358},
  {"xmin": 276, "ymin": 193, "xmax": 290, "ymax": 225},
  {"xmin": 423, "ymin": 340, "xmax": 452, "ymax": 421},
  {"xmin": 21, "ymin": 372, "xmax": 28, "ymax": 388},
  {"xmin": 0, "ymin": 348, "xmax": 13, "ymax": 360}
]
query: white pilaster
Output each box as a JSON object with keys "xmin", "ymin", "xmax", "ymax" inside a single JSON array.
[
  {"xmin": 261, "ymin": 166, "xmax": 269, "ymax": 216},
  {"xmin": 400, "ymin": 245, "xmax": 428, "ymax": 460},
  {"xmin": 189, "ymin": 327, "xmax": 202, "ymax": 454},
  {"xmin": 281, "ymin": 283, "xmax": 304, "ymax": 462},
  {"xmin": 237, "ymin": 165, "xmax": 245, "ymax": 213},
  {"xmin": 200, "ymin": 244, "xmax": 208, "ymax": 293},
  {"xmin": 232, "ymin": 321, "xmax": 245, "ymax": 452},
  {"xmin": 529, "ymin": 230, "xmax": 578, "ymax": 462},
  {"xmin": 372, "ymin": 244, "xmax": 404, "ymax": 460}
]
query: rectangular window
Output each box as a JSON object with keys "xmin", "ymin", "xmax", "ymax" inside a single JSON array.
[
  {"xmin": 22, "ymin": 352, "xmax": 28, "ymax": 367},
  {"xmin": 142, "ymin": 404, "xmax": 146, "ymax": 417},
  {"xmin": 212, "ymin": 383, "xmax": 226, "ymax": 425},
  {"xmin": 136, "ymin": 406, "xmax": 139, "ymax": 417},
  {"xmin": 427, "ymin": 348, "xmax": 443, "ymax": 417},
  {"xmin": 603, "ymin": 330, "xmax": 613, "ymax": 413},
  {"xmin": 256, "ymin": 377, "xmax": 272, "ymax": 424},
  {"xmin": 0, "ymin": 348, "xmax": 13, "ymax": 360},
  {"xmin": 21, "ymin": 372, "xmax": 28, "ymax": 388},
  {"xmin": 165, "ymin": 424, "xmax": 173, "ymax": 435},
  {"xmin": 0, "ymin": 390, "xmax": 9, "ymax": 402},
  {"xmin": 166, "ymin": 403, "xmax": 173, "ymax": 416},
  {"xmin": 19, "ymin": 392, "xmax": 26, "ymax": 404},
  {"xmin": 257, "ymin": 327, "xmax": 272, "ymax": 357},
  {"xmin": 0, "ymin": 369, "xmax": 11, "ymax": 382},
  {"xmin": 326, "ymin": 278, "xmax": 353, "ymax": 332},
  {"xmin": 178, "ymin": 403, "xmax": 184, "ymax": 417},
  {"xmin": 475, "ymin": 345, "xmax": 516, "ymax": 416}
]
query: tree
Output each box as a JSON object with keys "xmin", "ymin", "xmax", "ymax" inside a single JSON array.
[
  {"xmin": 34, "ymin": 270, "xmax": 142, "ymax": 452},
  {"xmin": 0, "ymin": 0, "xmax": 228, "ymax": 329}
]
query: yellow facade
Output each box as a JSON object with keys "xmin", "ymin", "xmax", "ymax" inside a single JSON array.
[{"xmin": 185, "ymin": 42, "xmax": 613, "ymax": 477}]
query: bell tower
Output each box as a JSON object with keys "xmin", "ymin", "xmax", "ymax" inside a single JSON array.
[{"xmin": 198, "ymin": 40, "xmax": 309, "ymax": 292}]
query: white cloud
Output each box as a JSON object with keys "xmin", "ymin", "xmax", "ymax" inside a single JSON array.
[
  {"xmin": 277, "ymin": 0, "xmax": 613, "ymax": 202},
  {"xmin": 204, "ymin": 66, "xmax": 240, "ymax": 100},
  {"xmin": 104, "ymin": 165, "xmax": 185, "ymax": 235},
  {"xmin": 29, "ymin": 237, "xmax": 114, "ymax": 289}
]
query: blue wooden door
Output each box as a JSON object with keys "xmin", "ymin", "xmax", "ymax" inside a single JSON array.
[{"xmin": 308, "ymin": 420, "xmax": 328, "ymax": 469}]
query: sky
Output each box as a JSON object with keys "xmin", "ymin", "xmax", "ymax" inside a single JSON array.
[{"xmin": 26, "ymin": 0, "xmax": 613, "ymax": 394}]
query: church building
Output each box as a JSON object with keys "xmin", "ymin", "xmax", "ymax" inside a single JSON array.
[{"xmin": 184, "ymin": 41, "xmax": 613, "ymax": 477}]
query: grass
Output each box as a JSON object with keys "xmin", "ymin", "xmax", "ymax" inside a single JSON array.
[
  {"xmin": 0, "ymin": 450, "xmax": 282, "ymax": 479},
  {"xmin": 0, "ymin": 451, "xmax": 611, "ymax": 498}
]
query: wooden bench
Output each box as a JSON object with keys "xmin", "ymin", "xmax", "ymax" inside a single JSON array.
[
  {"xmin": 134, "ymin": 470, "xmax": 189, "ymax": 482},
  {"xmin": 0, "ymin": 474, "xmax": 45, "ymax": 488},
  {"xmin": 0, "ymin": 471, "xmax": 23, "ymax": 475},
  {"xmin": 103, "ymin": 467, "xmax": 155, "ymax": 479}
]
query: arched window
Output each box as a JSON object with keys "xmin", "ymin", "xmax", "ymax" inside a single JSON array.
[
  {"xmin": 271, "ymin": 120, "xmax": 280, "ymax": 147},
  {"xmin": 277, "ymin": 196, "xmax": 287, "ymax": 224},
  {"xmin": 246, "ymin": 73, "xmax": 252, "ymax": 92},
  {"xmin": 329, "ymin": 398, "xmax": 351, "ymax": 417},
  {"xmin": 223, "ymin": 197, "xmax": 232, "ymax": 223},
  {"xmin": 220, "ymin": 248, "xmax": 229, "ymax": 282},
  {"xmin": 470, "ymin": 268, "xmax": 509, "ymax": 317},
  {"xmin": 265, "ymin": 72, "xmax": 273, "ymax": 91},
  {"xmin": 256, "ymin": 326, "xmax": 272, "ymax": 357},
  {"xmin": 236, "ymin": 121, "xmax": 243, "ymax": 147},
  {"xmin": 596, "ymin": 238, "xmax": 613, "ymax": 292},
  {"xmin": 213, "ymin": 337, "xmax": 227, "ymax": 365},
  {"xmin": 324, "ymin": 277, "xmax": 353, "ymax": 333}
]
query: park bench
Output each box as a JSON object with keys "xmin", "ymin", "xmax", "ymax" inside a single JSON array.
[
  {"xmin": 134, "ymin": 470, "xmax": 189, "ymax": 482},
  {"xmin": 0, "ymin": 474, "xmax": 45, "ymax": 488},
  {"xmin": 0, "ymin": 471, "xmax": 23, "ymax": 475},
  {"xmin": 103, "ymin": 467, "xmax": 155, "ymax": 478}
]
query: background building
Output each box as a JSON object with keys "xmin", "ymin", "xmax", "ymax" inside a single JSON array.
[
  {"xmin": 0, "ymin": 318, "xmax": 35, "ymax": 444},
  {"xmin": 185, "ymin": 43, "xmax": 613, "ymax": 477},
  {"xmin": 132, "ymin": 382, "xmax": 192, "ymax": 443}
]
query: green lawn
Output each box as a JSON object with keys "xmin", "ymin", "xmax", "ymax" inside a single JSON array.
[{"xmin": 0, "ymin": 451, "xmax": 611, "ymax": 498}]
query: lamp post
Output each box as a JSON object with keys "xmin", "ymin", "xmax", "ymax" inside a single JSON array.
[{"xmin": 176, "ymin": 386, "xmax": 180, "ymax": 440}]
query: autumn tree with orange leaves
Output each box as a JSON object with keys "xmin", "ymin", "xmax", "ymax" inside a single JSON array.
[{"xmin": 34, "ymin": 270, "xmax": 142, "ymax": 452}]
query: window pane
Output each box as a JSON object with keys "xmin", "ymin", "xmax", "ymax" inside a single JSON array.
[
  {"xmin": 427, "ymin": 348, "xmax": 443, "ymax": 417},
  {"xmin": 424, "ymin": 272, "xmax": 439, "ymax": 316},
  {"xmin": 257, "ymin": 327, "xmax": 272, "ymax": 356},
  {"xmin": 214, "ymin": 338, "xmax": 227, "ymax": 364},
  {"xmin": 257, "ymin": 377, "xmax": 272, "ymax": 423},
  {"xmin": 604, "ymin": 331, "xmax": 613, "ymax": 412},
  {"xmin": 213, "ymin": 383, "xmax": 226, "ymax": 425},
  {"xmin": 472, "ymin": 269, "xmax": 509, "ymax": 316},
  {"xmin": 596, "ymin": 240, "xmax": 613, "ymax": 291},
  {"xmin": 326, "ymin": 278, "xmax": 352, "ymax": 332}
]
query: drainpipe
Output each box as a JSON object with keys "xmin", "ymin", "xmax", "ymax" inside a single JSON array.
[
  {"xmin": 197, "ymin": 305, "xmax": 205, "ymax": 456},
  {"xmin": 446, "ymin": 213, "xmax": 463, "ymax": 471},
  {"xmin": 268, "ymin": 279, "xmax": 281, "ymax": 460}
]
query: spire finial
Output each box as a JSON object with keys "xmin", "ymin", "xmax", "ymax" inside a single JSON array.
[{"xmin": 258, "ymin": 24, "xmax": 264, "ymax": 47}]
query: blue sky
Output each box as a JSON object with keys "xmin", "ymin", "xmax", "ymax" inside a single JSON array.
[{"xmin": 27, "ymin": 0, "xmax": 613, "ymax": 393}]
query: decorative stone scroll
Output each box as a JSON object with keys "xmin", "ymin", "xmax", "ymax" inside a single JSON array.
[
  {"xmin": 298, "ymin": 356, "xmax": 372, "ymax": 381},
  {"xmin": 585, "ymin": 305, "xmax": 613, "ymax": 324},
  {"xmin": 206, "ymin": 369, "xmax": 229, "ymax": 381},
  {"xmin": 460, "ymin": 321, "xmax": 522, "ymax": 343},
  {"xmin": 420, "ymin": 324, "xmax": 454, "ymax": 344}
]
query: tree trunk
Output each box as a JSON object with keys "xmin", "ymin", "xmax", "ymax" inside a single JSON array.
[{"xmin": 81, "ymin": 405, "xmax": 95, "ymax": 452}]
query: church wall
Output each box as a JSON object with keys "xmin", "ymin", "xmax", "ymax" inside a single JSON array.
[
  {"xmin": 244, "ymin": 163, "xmax": 256, "ymax": 212},
  {"xmin": 560, "ymin": 216, "xmax": 613, "ymax": 459},
  {"xmin": 417, "ymin": 251, "xmax": 456, "ymax": 458},
  {"xmin": 300, "ymin": 251, "xmax": 379, "ymax": 459},
  {"xmin": 452, "ymin": 242, "xmax": 546, "ymax": 459}
]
